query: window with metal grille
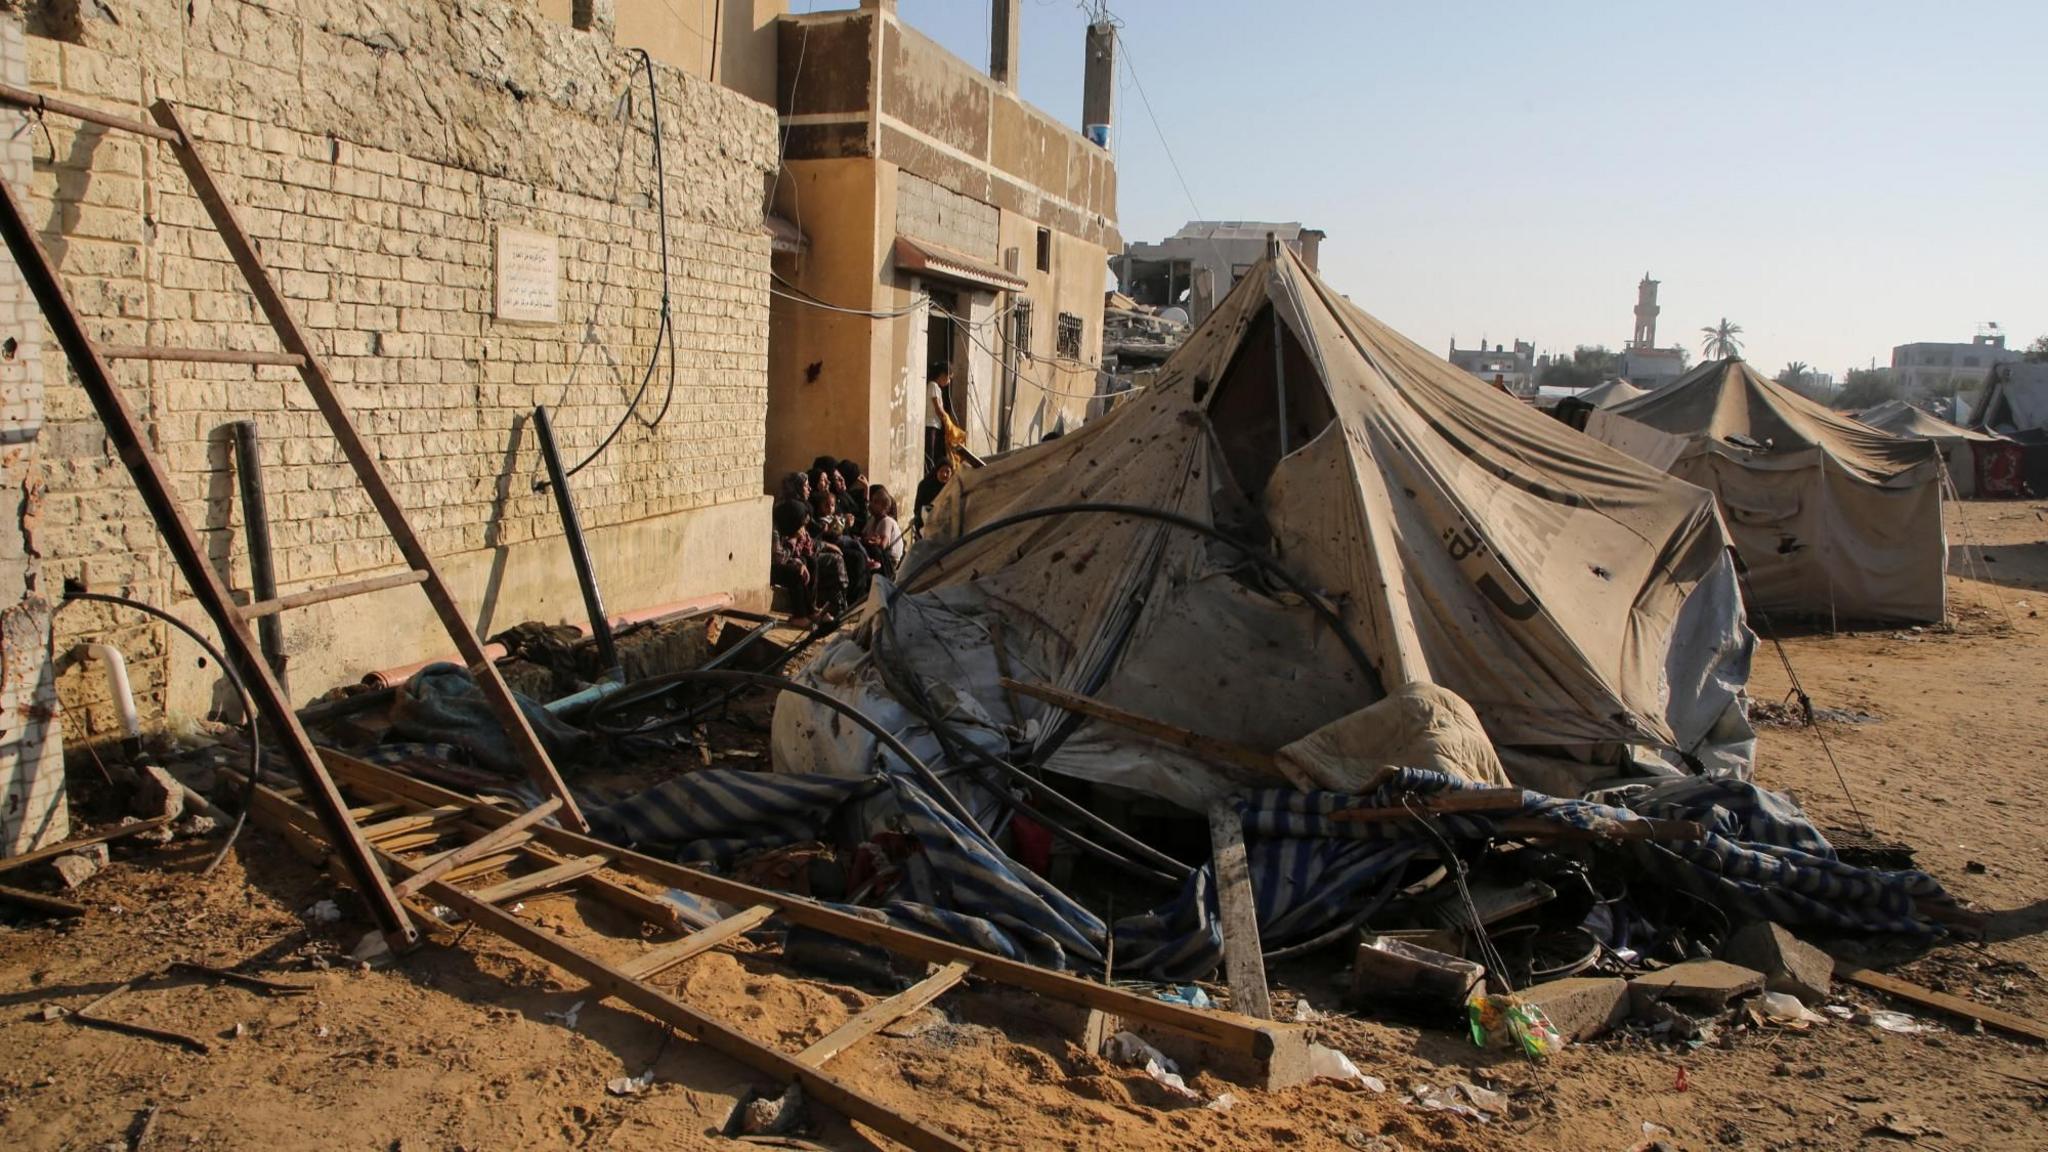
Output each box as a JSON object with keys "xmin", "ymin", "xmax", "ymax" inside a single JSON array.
[{"xmin": 1056, "ymin": 312, "xmax": 1083, "ymax": 359}]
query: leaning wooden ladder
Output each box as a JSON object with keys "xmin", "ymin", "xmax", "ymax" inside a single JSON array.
[{"xmin": 0, "ymin": 88, "xmax": 586, "ymax": 946}]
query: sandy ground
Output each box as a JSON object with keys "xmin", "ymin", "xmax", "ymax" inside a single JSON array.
[{"xmin": 3, "ymin": 500, "xmax": 2048, "ymax": 1151}]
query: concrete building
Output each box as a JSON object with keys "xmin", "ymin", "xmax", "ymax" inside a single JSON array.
[
  {"xmin": 764, "ymin": 1, "xmax": 1119, "ymax": 496},
  {"xmin": 1447, "ymin": 339, "xmax": 1537, "ymax": 395},
  {"xmin": 4, "ymin": 0, "xmax": 779, "ymax": 758},
  {"xmin": 1620, "ymin": 274, "xmax": 1687, "ymax": 387},
  {"xmin": 1113, "ymin": 221, "xmax": 1323, "ymax": 325},
  {"xmin": 1889, "ymin": 333, "xmax": 2020, "ymax": 397}
]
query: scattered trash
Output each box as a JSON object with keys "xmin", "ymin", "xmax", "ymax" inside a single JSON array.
[
  {"xmin": 1206, "ymin": 1092, "xmax": 1236, "ymax": 1113},
  {"xmin": 737, "ymin": 1082, "xmax": 807, "ymax": 1136},
  {"xmin": 1306, "ymin": 1044, "xmax": 1385, "ymax": 1092},
  {"xmin": 1867, "ymin": 1010, "xmax": 1929, "ymax": 1034},
  {"xmin": 1673, "ymin": 1066, "xmax": 1690, "ymax": 1093},
  {"xmin": 1155, "ymin": 984, "xmax": 1213, "ymax": 1009},
  {"xmin": 606, "ymin": 1069, "xmax": 656, "ymax": 1097},
  {"xmin": 1139, "ymin": 1057, "xmax": 1203, "ymax": 1101},
  {"xmin": 1291, "ymin": 998, "xmax": 1323, "ymax": 1023},
  {"xmin": 1467, "ymin": 993, "xmax": 1564, "ymax": 1059},
  {"xmin": 1406, "ymin": 1080, "xmax": 1500, "ymax": 1121},
  {"xmin": 1823, "ymin": 1004, "xmax": 1855, "ymax": 1020},
  {"xmin": 1756, "ymin": 990, "xmax": 1826, "ymax": 1025},
  {"xmin": 302, "ymin": 900, "xmax": 342, "ymax": 924},
  {"xmin": 349, "ymin": 932, "xmax": 392, "ymax": 968},
  {"xmin": 1104, "ymin": 1031, "xmax": 1175, "ymax": 1074},
  {"xmin": 544, "ymin": 1000, "xmax": 585, "ymax": 1030},
  {"xmin": 313, "ymin": 1024, "xmax": 330, "ymax": 1038}
]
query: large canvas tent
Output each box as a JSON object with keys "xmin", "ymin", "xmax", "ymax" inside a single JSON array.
[
  {"xmin": 775, "ymin": 247, "xmax": 1756, "ymax": 806},
  {"xmin": 1969, "ymin": 363, "xmax": 2048, "ymax": 497},
  {"xmin": 1553, "ymin": 377, "xmax": 1650, "ymax": 430},
  {"xmin": 1595, "ymin": 358, "xmax": 1946, "ymax": 624},
  {"xmin": 1857, "ymin": 399, "xmax": 2004, "ymax": 497}
]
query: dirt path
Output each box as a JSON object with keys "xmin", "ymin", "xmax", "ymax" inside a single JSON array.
[{"xmin": 3, "ymin": 502, "xmax": 2047, "ymax": 1151}]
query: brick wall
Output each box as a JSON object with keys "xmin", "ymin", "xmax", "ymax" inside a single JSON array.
[
  {"xmin": 0, "ymin": 15, "xmax": 68, "ymax": 852},
  {"xmin": 896, "ymin": 171, "xmax": 1000, "ymax": 262},
  {"xmin": 14, "ymin": 1, "xmax": 778, "ymax": 740}
]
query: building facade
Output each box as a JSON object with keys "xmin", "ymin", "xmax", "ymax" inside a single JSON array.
[
  {"xmin": 7, "ymin": 0, "xmax": 779, "ymax": 747},
  {"xmin": 1890, "ymin": 334, "xmax": 2019, "ymax": 397},
  {"xmin": 764, "ymin": 1, "xmax": 1118, "ymax": 500},
  {"xmin": 1622, "ymin": 274, "xmax": 1687, "ymax": 387},
  {"xmin": 1113, "ymin": 221, "xmax": 1323, "ymax": 326},
  {"xmin": 1447, "ymin": 339, "xmax": 1536, "ymax": 394}
]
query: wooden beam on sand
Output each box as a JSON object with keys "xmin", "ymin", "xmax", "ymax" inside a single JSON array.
[
  {"xmin": 1209, "ymin": 800, "xmax": 1272, "ymax": 1019},
  {"xmin": 1838, "ymin": 963, "xmax": 2048, "ymax": 1044}
]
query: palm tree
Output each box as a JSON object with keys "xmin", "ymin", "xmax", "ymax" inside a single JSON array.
[
  {"xmin": 1779, "ymin": 360, "xmax": 1809, "ymax": 386},
  {"xmin": 1700, "ymin": 318, "xmax": 1744, "ymax": 360}
]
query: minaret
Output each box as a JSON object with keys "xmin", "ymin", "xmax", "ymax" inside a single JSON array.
[{"xmin": 1631, "ymin": 273, "xmax": 1660, "ymax": 349}]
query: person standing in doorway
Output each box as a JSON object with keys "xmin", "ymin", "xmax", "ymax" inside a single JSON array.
[{"xmin": 924, "ymin": 361, "xmax": 952, "ymax": 474}]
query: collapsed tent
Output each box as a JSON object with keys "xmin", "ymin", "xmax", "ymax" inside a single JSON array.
[
  {"xmin": 778, "ymin": 245, "xmax": 1755, "ymax": 809},
  {"xmin": 1970, "ymin": 363, "xmax": 2048, "ymax": 497},
  {"xmin": 1857, "ymin": 399, "xmax": 2005, "ymax": 498},
  {"xmin": 1591, "ymin": 358, "xmax": 1947, "ymax": 625}
]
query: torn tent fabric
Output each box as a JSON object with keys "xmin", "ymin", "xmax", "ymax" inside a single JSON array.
[
  {"xmin": 776, "ymin": 244, "xmax": 1756, "ymax": 807},
  {"xmin": 1594, "ymin": 358, "xmax": 1948, "ymax": 624},
  {"xmin": 580, "ymin": 766, "xmax": 1951, "ymax": 979}
]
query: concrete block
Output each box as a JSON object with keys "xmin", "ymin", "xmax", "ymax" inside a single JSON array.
[
  {"xmin": 1629, "ymin": 959, "xmax": 1765, "ymax": 1014},
  {"xmin": 1722, "ymin": 922, "xmax": 1833, "ymax": 1005},
  {"xmin": 133, "ymin": 765, "xmax": 187, "ymax": 823},
  {"xmin": 1520, "ymin": 977, "xmax": 1629, "ymax": 1042},
  {"xmin": 53, "ymin": 844, "xmax": 109, "ymax": 890}
]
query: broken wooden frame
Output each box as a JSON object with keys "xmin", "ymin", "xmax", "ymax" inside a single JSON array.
[
  {"xmin": 0, "ymin": 89, "xmax": 592, "ymax": 944},
  {"xmin": 230, "ymin": 750, "xmax": 1307, "ymax": 1148}
]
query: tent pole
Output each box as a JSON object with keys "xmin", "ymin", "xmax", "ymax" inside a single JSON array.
[{"xmin": 1268, "ymin": 234, "xmax": 1288, "ymax": 461}]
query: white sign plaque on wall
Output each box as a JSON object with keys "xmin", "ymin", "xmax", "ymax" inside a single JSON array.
[{"xmin": 494, "ymin": 225, "xmax": 560, "ymax": 324}]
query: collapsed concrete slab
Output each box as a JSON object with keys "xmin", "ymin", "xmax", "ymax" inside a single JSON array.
[
  {"xmin": 1521, "ymin": 977, "xmax": 1629, "ymax": 1042},
  {"xmin": 1628, "ymin": 959, "xmax": 1765, "ymax": 1014},
  {"xmin": 1723, "ymin": 922, "xmax": 1833, "ymax": 1005}
]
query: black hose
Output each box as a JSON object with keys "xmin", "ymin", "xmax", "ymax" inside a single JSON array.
[
  {"xmin": 57, "ymin": 591, "xmax": 259, "ymax": 877},
  {"xmin": 553, "ymin": 47, "xmax": 678, "ymax": 485}
]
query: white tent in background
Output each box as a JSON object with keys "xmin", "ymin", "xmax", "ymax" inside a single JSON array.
[
  {"xmin": 1578, "ymin": 378, "xmax": 1649, "ymax": 409},
  {"xmin": 776, "ymin": 247, "xmax": 1757, "ymax": 802},
  {"xmin": 1857, "ymin": 399, "xmax": 2004, "ymax": 497},
  {"xmin": 1595, "ymin": 358, "xmax": 1946, "ymax": 624}
]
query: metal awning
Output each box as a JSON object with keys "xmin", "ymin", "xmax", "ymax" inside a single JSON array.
[{"xmin": 892, "ymin": 236, "xmax": 1027, "ymax": 292}]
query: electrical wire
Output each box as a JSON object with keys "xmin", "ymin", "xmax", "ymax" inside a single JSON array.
[
  {"xmin": 57, "ymin": 591, "xmax": 260, "ymax": 878},
  {"xmin": 551, "ymin": 48, "xmax": 679, "ymax": 487}
]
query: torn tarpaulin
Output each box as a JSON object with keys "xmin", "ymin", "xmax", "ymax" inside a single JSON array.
[{"xmin": 385, "ymin": 663, "xmax": 592, "ymax": 775}]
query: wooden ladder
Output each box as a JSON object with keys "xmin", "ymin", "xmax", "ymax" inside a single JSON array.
[
  {"xmin": 236, "ymin": 750, "xmax": 1299, "ymax": 1152},
  {"xmin": 0, "ymin": 88, "xmax": 586, "ymax": 946}
]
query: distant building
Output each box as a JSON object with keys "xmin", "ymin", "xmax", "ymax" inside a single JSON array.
[
  {"xmin": 1621, "ymin": 274, "xmax": 1687, "ymax": 387},
  {"xmin": 1113, "ymin": 221, "xmax": 1325, "ymax": 324},
  {"xmin": 1448, "ymin": 339, "xmax": 1537, "ymax": 395},
  {"xmin": 1888, "ymin": 334, "xmax": 2019, "ymax": 396}
]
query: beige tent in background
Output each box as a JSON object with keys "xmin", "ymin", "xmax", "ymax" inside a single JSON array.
[
  {"xmin": 778, "ymin": 247, "xmax": 1757, "ymax": 802},
  {"xmin": 1595, "ymin": 358, "xmax": 1946, "ymax": 624},
  {"xmin": 1857, "ymin": 399, "xmax": 2004, "ymax": 497},
  {"xmin": 1578, "ymin": 378, "xmax": 1649, "ymax": 409}
]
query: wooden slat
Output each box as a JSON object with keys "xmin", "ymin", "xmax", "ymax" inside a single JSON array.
[
  {"xmin": 516, "ymin": 842, "xmax": 684, "ymax": 931},
  {"xmin": 0, "ymin": 82, "xmax": 180, "ymax": 141},
  {"xmin": 1208, "ymin": 800, "xmax": 1272, "ymax": 1019},
  {"xmin": 798, "ymin": 961, "xmax": 971, "ymax": 1068},
  {"xmin": 238, "ymin": 569, "xmax": 428, "ymax": 620},
  {"xmin": 469, "ymin": 854, "xmax": 610, "ymax": 905},
  {"xmin": 97, "ymin": 344, "xmax": 304, "ymax": 367},
  {"xmin": 359, "ymin": 804, "xmax": 468, "ymax": 843},
  {"xmin": 318, "ymin": 751, "xmax": 1293, "ymax": 1064},
  {"xmin": 440, "ymin": 850, "xmax": 527, "ymax": 885},
  {"xmin": 1839, "ymin": 964, "xmax": 2048, "ymax": 1044},
  {"xmin": 619, "ymin": 904, "xmax": 776, "ymax": 981},
  {"xmin": 394, "ymin": 798, "xmax": 561, "ymax": 899},
  {"xmin": 0, "ymin": 883, "xmax": 85, "ymax": 917},
  {"xmin": 0, "ymin": 816, "xmax": 172, "ymax": 875},
  {"xmin": 151, "ymin": 101, "xmax": 586, "ymax": 835}
]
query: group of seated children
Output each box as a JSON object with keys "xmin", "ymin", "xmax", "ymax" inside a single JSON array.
[{"xmin": 770, "ymin": 456, "xmax": 908, "ymax": 626}]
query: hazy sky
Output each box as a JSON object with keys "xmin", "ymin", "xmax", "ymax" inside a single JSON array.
[{"xmin": 803, "ymin": 1, "xmax": 2044, "ymax": 378}]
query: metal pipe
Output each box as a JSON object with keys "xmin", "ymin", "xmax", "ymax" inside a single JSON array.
[
  {"xmin": 231, "ymin": 421, "xmax": 287, "ymax": 688},
  {"xmin": 532, "ymin": 405, "xmax": 619, "ymax": 678}
]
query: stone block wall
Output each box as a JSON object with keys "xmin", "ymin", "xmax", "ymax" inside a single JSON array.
[
  {"xmin": 11, "ymin": 0, "xmax": 778, "ymax": 740},
  {"xmin": 896, "ymin": 171, "xmax": 1000, "ymax": 262}
]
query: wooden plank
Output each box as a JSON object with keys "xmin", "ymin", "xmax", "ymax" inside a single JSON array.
[
  {"xmin": 0, "ymin": 82, "xmax": 181, "ymax": 141},
  {"xmin": 359, "ymin": 805, "xmax": 469, "ymax": 843},
  {"xmin": 1001, "ymin": 678, "xmax": 1305, "ymax": 788},
  {"xmin": 1838, "ymin": 964, "xmax": 2048, "ymax": 1044},
  {"xmin": 0, "ymin": 883, "xmax": 85, "ymax": 917},
  {"xmin": 394, "ymin": 798, "xmax": 561, "ymax": 899},
  {"xmin": 469, "ymin": 854, "xmax": 610, "ymax": 905},
  {"xmin": 619, "ymin": 904, "xmax": 776, "ymax": 981},
  {"xmin": 440, "ymin": 850, "xmax": 526, "ymax": 885},
  {"xmin": 148, "ymin": 100, "xmax": 587, "ymax": 837},
  {"xmin": 798, "ymin": 961, "xmax": 971, "ymax": 1068},
  {"xmin": 0, "ymin": 816, "xmax": 172, "ymax": 875},
  {"xmin": 239, "ymin": 569, "xmax": 428, "ymax": 620},
  {"xmin": 316, "ymin": 751, "xmax": 1288, "ymax": 1063},
  {"xmin": 0, "ymin": 163, "xmax": 417, "ymax": 946},
  {"xmin": 386, "ymin": 852, "xmax": 968, "ymax": 1151},
  {"xmin": 516, "ymin": 842, "xmax": 684, "ymax": 932},
  {"xmin": 1207, "ymin": 800, "xmax": 1272, "ymax": 1020}
]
